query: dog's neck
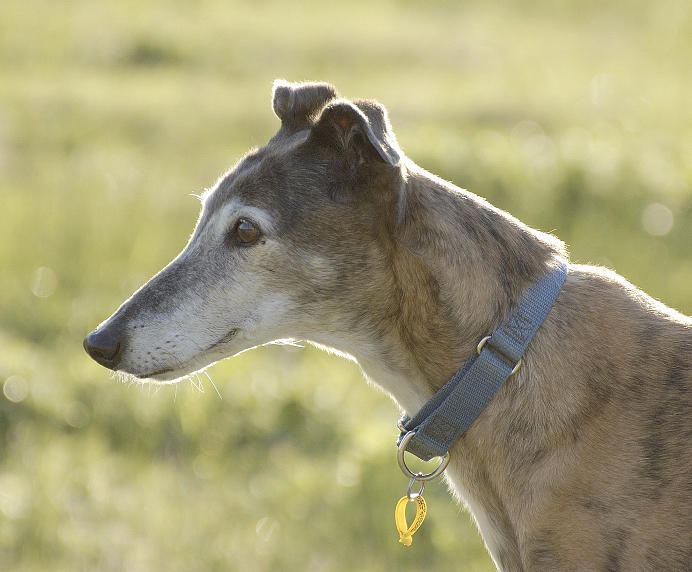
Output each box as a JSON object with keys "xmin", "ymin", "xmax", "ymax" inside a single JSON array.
[{"xmin": 353, "ymin": 161, "xmax": 564, "ymax": 415}]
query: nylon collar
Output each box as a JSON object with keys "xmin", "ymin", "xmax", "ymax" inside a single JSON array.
[{"xmin": 397, "ymin": 260, "xmax": 568, "ymax": 465}]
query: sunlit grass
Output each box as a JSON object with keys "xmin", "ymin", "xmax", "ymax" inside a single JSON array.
[{"xmin": 0, "ymin": 0, "xmax": 690, "ymax": 570}]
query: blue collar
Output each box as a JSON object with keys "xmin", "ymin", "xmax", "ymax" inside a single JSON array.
[{"xmin": 397, "ymin": 260, "xmax": 568, "ymax": 468}]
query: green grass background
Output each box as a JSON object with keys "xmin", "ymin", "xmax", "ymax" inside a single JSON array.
[{"xmin": 1, "ymin": 1, "xmax": 690, "ymax": 570}]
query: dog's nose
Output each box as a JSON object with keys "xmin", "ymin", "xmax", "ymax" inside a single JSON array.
[{"xmin": 83, "ymin": 327, "xmax": 122, "ymax": 370}]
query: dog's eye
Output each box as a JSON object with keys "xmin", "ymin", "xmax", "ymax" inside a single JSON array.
[{"xmin": 234, "ymin": 218, "xmax": 261, "ymax": 245}]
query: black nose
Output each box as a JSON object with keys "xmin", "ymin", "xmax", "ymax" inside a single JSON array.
[{"xmin": 83, "ymin": 327, "xmax": 122, "ymax": 370}]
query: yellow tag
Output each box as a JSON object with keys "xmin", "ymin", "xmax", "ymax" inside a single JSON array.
[{"xmin": 394, "ymin": 495, "xmax": 427, "ymax": 546}]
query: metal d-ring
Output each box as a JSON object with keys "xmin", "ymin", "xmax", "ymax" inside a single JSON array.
[
  {"xmin": 477, "ymin": 335, "xmax": 522, "ymax": 376},
  {"xmin": 397, "ymin": 430, "xmax": 450, "ymax": 481}
]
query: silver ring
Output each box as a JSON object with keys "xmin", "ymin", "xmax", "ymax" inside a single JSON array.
[
  {"xmin": 477, "ymin": 335, "xmax": 522, "ymax": 376},
  {"xmin": 476, "ymin": 335, "xmax": 492, "ymax": 355},
  {"xmin": 397, "ymin": 430, "xmax": 450, "ymax": 481}
]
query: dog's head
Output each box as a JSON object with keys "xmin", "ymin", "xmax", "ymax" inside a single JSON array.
[{"xmin": 84, "ymin": 80, "xmax": 406, "ymax": 382}]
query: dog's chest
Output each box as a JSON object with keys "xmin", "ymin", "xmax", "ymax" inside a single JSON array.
[{"xmin": 445, "ymin": 466, "xmax": 521, "ymax": 571}]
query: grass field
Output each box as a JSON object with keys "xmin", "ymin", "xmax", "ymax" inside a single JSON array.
[{"xmin": 1, "ymin": 1, "xmax": 690, "ymax": 570}]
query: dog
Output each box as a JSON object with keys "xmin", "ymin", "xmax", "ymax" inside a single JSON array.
[{"xmin": 84, "ymin": 80, "xmax": 691, "ymax": 571}]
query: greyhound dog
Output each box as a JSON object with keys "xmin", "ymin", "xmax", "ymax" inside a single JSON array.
[{"xmin": 84, "ymin": 80, "xmax": 691, "ymax": 570}]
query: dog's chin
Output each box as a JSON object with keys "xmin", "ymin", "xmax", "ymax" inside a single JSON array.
[
  {"xmin": 131, "ymin": 366, "xmax": 204, "ymax": 384},
  {"xmin": 138, "ymin": 370, "xmax": 185, "ymax": 384}
]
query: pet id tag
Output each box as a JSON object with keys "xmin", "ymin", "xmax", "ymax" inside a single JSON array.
[{"xmin": 394, "ymin": 490, "xmax": 427, "ymax": 546}]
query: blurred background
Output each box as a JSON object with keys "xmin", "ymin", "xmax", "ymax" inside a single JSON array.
[{"xmin": 1, "ymin": 0, "xmax": 690, "ymax": 570}]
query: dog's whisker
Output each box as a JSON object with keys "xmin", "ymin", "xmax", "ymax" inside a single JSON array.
[
  {"xmin": 269, "ymin": 338, "xmax": 304, "ymax": 348},
  {"xmin": 194, "ymin": 373, "xmax": 205, "ymax": 393},
  {"xmin": 187, "ymin": 374, "xmax": 203, "ymax": 393},
  {"xmin": 204, "ymin": 371, "xmax": 222, "ymax": 400}
]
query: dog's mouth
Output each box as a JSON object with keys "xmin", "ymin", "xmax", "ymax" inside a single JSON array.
[
  {"xmin": 135, "ymin": 328, "xmax": 240, "ymax": 381},
  {"xmin": 211, "ymin": 328, "xmax": 240, "ymax": 348},
  {"xmin": 139, "ymin": 367, "xmax": 174, "ymax": 379}
]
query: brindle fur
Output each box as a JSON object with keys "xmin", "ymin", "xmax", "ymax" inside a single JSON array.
[{"xmin": 85, "ymin": 81, "xmax": 692, "ymax": 571}]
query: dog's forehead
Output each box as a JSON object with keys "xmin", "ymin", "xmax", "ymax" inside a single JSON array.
[{"xmin": 201, "ymin": 130, "xmax": 314, "ymax": 217}]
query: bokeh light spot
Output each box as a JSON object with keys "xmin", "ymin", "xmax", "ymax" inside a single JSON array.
[
  {"xmin": 641, "ymin": 203, "xmax": 674, "ymax": 236},
  {"xmin": 0, "ymin": 474, "xmax": 29, "ymax": 519},
  {"xmin": 590, "ymin": 73, "xmax": 614, "ymax": 107},
  {"xmin": 3, "ymin": 375, "xmax": 29, "ymax": 403},
  {"xmin": 335, "ymin": 458, "xmax": 361, "ymax": 487},
  {"xmin": 30, "ymin": 266, "xmax": 58, "ymax": 298},
  {"xmin": 255, "ymin": 516, "xmax": 280, "ymax": 543}
]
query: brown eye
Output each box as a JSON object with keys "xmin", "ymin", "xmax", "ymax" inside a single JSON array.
[{"xmin": 235, "ymin": 218, "xmax": 260, "ymax": 244}]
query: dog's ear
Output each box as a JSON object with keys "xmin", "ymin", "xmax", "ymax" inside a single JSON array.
[
  {"xmin": 310, "ymin": 99, "xmax": 401, "ymax": 167},
  {"xmin": 353, "ymin": 99, "xmax": 402, "ymax": 167},
  {"xmin": 272, "ymin": 79, "xmax": 339, "ymax": 133}
]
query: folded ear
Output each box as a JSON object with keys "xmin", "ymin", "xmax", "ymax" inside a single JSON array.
[
  {"xmin": 310, "ymin": 99, "xmax": 401, "ymax": 167},
  {"xmin": 272, "ymin": 79, "xmax": 339, "ymax": 133}
]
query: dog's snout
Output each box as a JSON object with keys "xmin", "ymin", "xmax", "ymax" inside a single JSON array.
[{"xmin": 83, "ymin": 327, "xmax": 122, "ymax": 370}]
